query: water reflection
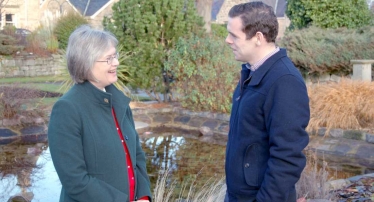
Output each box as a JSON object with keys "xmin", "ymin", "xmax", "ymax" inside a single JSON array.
[
  {"xmin": 0, "ymin": 144, "xmax": 61, "ymax": 202},
  {"xmin": 1, "ymin": 131, "xmax": 374, "ymax": 201}
]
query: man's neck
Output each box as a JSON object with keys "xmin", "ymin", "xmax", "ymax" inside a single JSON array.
[{"xmin": 249, "ymin": 43, "xmax": 277, "ymax": 66}]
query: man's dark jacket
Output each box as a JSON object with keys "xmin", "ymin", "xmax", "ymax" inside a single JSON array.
[{"xmin": 225, "ymin": 49, "xmax": 310, "ymax": 202}]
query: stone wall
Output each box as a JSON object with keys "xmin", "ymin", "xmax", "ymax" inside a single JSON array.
[{"xmin": 0, "ymin": 55, "xmax": 65, "ymax": 78}]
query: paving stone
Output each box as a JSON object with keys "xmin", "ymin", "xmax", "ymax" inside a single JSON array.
[
  {"xmin": 0, "ymin": 128, "xmax": 18, "ymax": 137},
  {"xmin": 366, "ymin": 133, "xmax": 374, "ymax": 143},
  {"xmin": 0, "ymin": 138, "xmax": 17, "ymax": 145},
  {"xmin": 330, "ymin": 129, "xmax": 344, "ymax": 138},
  {"xmin": 133, "ymin": 114, "xmax": 152, "ymax": 124},
  {"xmin": 317, "ymin": 127, "xmax": 327, "ymax": 136},
  {"xmin": 20, "ymin": 125, "xmax": 45, "ymax": 135},
  {"xmin": 174, "ymin": 115, "xmax": 191, "ymax": 124},
  {"xmin": 187, "ymin": 117, "xmax": 207, "ymax": 127},
  {"xmin": 343, "ymin": 130, "xmax": 365, "ymax": 140},
  {"xmin": 20, "ymin": 133, "xmax": 47, "ymax": 144},
  {"xmin": 333, "ymin": 144, "xmax": 352, "ymax": 155},
  {"xmin": 356, "ymin": 145, "xmax": 374, "ymax": 159},
  {"xmin": 218, "ymin": 122, "xmax": 229, "ymax": 133},
  {"xmin": 202, "ymin": 120, "xmax": 218, "ymax": 129},
  {"xmin": 152, "ymin": 114, "xmax": 172, "ymax": 124}
]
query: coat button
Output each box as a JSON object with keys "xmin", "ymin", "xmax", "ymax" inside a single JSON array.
[
  {"xmin": 244, "ymin": 163, "xmax": 249, "ymax": 168},
  {"xmin": 104, "ymin": 98, "xmax": 109, "ymax": 103},
  {"xmin": 125, "ymin": 136, "xmax": 129, "ymax": 140}
]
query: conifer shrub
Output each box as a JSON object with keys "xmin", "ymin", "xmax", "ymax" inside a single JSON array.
[
  {"xmin": 54, "ymin": 12, "xmax": 88, "ymax": 49},
  {"xmin": 286, "ymin": 0, "xmax": 373, "ymax": 30},
  {"xmin": 278, "ymin": 26, "xmax": 374, "ymax": 77},
  {"xmin": 165, "ymin": 35, "xmax": 239, "ymax": 113},
  {"xmin": 105, "ymin": 0, "xmax": 204, "ymax": 102},
  {"xmin": 0, "ymin": 34, "xmax": 23, "ymax": 55}
]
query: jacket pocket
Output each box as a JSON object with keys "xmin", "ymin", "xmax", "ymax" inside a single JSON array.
[
  {"xmin": 243, "ymin": 143, "xmax": 259, "ymax": 187},
  {"xmin": 88, "ymin": 172, "xmax": 104, "ymax": 180}
]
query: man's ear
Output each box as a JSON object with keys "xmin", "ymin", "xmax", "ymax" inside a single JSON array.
[{"xmin": 255, "ymin": 32, "xmax": 264, "ymax": 46}]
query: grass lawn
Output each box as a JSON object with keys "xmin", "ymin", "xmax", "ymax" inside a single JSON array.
[
  {"xmin": 0, "ymin": 76, "xmax": 66, "ymax": 93},
  {"xmin": 0, "ymin": 75, "xmax": 65, "ymax": 84}
]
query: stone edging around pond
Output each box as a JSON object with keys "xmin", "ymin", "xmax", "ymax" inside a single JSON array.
[{"xmin": 131, "ymin": 104, "xmax": 374, "ymax": 144}]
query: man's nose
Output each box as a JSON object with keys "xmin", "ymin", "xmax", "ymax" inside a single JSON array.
[{"xmin": 225, "ymin": 35, "xmax": 232, "ymax": 44}]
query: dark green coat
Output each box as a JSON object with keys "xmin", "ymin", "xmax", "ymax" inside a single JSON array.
[{"xmin": 48, "ymin": 81, "xmax": 152, "ymax": 202}]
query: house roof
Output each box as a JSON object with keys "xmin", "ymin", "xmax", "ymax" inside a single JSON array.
[
  {"xmin": 212, "ymin": 0, "xmax": 287, "ymax": 20},
  {"xmin": 69, "ymin": 0, "xmax": 110, "ymax": 16}
]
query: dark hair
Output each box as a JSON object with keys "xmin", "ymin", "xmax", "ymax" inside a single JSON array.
[{"xmin": 228, "ymin": 1, "xmax": 278, "ymax": 42}]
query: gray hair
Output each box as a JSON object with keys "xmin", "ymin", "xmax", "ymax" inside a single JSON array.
[{"xmin": 66, "ymin": 25, "xmax": 118, "ymax": 84}]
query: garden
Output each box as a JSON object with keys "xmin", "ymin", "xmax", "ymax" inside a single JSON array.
[{"xmin": 1, "ymin": 0, "xmax": 374, "ymax": 201}]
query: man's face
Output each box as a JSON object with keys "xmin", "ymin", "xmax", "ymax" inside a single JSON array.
[{"xmin": 225, "ymin": 16, "xmax": 257, "ymax": 64}]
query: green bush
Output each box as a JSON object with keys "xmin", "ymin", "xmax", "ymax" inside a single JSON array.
[
  {"xmin": 54, "ymin": 12, "xmax": 88, "ymax": 49},
  {"xmin": 211, "ymin": 23, "xmax": 227, "ymax": 38},
  {"xmin": 165, "ymin": 35, "xmax": 240, "ymax": 113},
  {"xmin": 287, "ymin": 0, "xmax": 373, "ymax": 29},
  {"xmin": 105, "ymin": 0, "xmax": 204, "ymax": 102},
  {"xmin": 2, "ymin": 25, "xmax": 16, "ymax": 35},
  {"xmin": 0, "ymin": 34, "xmax": 23, "ymax": 55},
  {"xmin": 278, "ymin": 26, "xmax": 374, "ymax": 76}
]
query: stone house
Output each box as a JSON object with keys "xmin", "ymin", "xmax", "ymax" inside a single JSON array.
[
  {"xmin": 212, "ymin": 0, "xmax": 290, "ymax": 39},
  {"xmin": 0, "ymin": 0, "xmax": 119, "ymax": 31},
  {"xmin": 2, "ymin": 0, "xmax": 289, "ymax": 36}
]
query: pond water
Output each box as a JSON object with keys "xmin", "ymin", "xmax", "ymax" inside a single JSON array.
[{"xmin": 0, "ymin": 128, "xmax": 373, "ymax": 201}]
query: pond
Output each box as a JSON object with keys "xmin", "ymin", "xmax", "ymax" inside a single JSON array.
[{"xmin": 0, "ymin": 127, "xmax": 373, "ymax": 201}]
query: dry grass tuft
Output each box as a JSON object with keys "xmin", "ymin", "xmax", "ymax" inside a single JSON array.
[
  {"xmin": 153, "ymin": 169, "xmax": 226, "ymax": 202},
  {"xmin": 307, "ymin": 79, "xmax": 374, "ymax": 135},
  {"xmin": 296, "ymin": 152, "xmax": 336, "ymax": 200}
]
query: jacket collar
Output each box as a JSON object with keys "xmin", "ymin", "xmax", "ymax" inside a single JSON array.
[
  {"xmin": 76, "ymin": 81, "xmax": 131, "ymax": 110},
  {"xmin": 248, "ymin": 48, "xmax": 288, "ymax": 86}
]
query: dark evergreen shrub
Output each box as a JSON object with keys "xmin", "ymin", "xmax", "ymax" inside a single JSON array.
[
  {"xmin": 53, "ymin": 12, "xmax": 89, "ymax": 49},
  {"xmin": 278, "ymin": 26, "xmax": 374, "ymax": 76}
]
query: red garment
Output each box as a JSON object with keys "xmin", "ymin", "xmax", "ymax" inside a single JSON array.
[{"xmin": 112, "ymin": 108, "xmax": 149, "ymax": 201}]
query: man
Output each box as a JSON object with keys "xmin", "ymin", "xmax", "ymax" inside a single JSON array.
[{"xmin": 224, "ymin": 2, "xmax": 310, "ymax": 202}]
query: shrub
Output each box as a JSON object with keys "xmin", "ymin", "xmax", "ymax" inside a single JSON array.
[
  {"xmin": 278, "ymin": 26, "xmax": 374, "ymax": 76},
  {"xmin": 286, "ymin": 0, "xmax": 373, "ymax": 29},
  {"xmin": 165, "ymin": 35, "xmax": 239, "ymax": 113},
  {"xmin": 105, "ymin": 0, "xmax": 204, "ymax": 102},
  {"xmin": 24, "ymin": 27, "xmax": 54, "ymax": 56},
  {"xmin": 307, "ymin": 79, "xmax": 374, "ymax": 135},
  {"xmin": 0, "ymin": 85, "xmax": 49, "ymax": 123},
  {"xmin": 54, "ymin": 12, "xmax": 88, "ymax": 49},
  {"xmin": 0, "ymin": 34, "xmax": 23, "ymax": 55},
  {"xmin": 211, "ymin": 23, "xmax": 227, "ymax": 39}
]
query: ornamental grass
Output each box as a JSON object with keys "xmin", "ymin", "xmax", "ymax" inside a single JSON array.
[{"xmin": 307, "ymin": 79, "xmax": 374, "ymax": 136}]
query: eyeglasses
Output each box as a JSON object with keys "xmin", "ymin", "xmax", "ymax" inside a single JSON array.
[{"xmin": 96, "ymin": 52, "xmax": 119, "ymax": 65}]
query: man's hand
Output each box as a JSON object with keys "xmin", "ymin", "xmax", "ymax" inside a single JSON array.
[{"xmin": 297, "ymin": 197, "xmax": 306, "ymax": 202}]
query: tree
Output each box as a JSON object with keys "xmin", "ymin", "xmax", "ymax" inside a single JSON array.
[
  {"xmin": 196, "ymin": 0, "xmax": 213, "ymax": 33},
  {"xmin": 286, "ymin": 0, "xmax": 373, "ymax": 29},
  {"xmin": 104, "ymin": 0, "xmax": 204, "ymax": 102},
  {"xmin": 0, "ymin": 0, "xmax": 10, "ymax": 21}
]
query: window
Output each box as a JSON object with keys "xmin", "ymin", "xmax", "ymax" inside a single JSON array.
[{"xmin": 5, "ymin": 14, "xmax": 14, "ymax": 26}]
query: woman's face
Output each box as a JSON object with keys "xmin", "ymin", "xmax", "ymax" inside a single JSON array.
[{"xmin": 89, "ymin": 46, "xmax": 119, "ymax": 90}]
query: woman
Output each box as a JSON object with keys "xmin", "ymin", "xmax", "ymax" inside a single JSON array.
[{"xmin": 48, "ymin": 25, "xmax": 152, "ymax": 202}]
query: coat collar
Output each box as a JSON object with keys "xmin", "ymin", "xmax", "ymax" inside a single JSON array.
[
  {"xmin": 248, "ymin": 48, "xmax": 288, "ymax": 86},
  {"xmin": 76, "ymin": 81, "xmax": 131, "ymax": 110}
]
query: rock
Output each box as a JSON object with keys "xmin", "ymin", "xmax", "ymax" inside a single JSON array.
[
  {"xmin": 199, "ymin": 126, "xmax": 213, "ymax": 136},
  {"xmin": 8, "ymin": 192, "xmax": 33, "ymax": 202},
  {"xmin": 27, "ymin": 147, "xmax": 42, "ymax": 155},
  {"xmin": 325, "ymin": 179, "xmax": 350, "ymax": 190}
]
